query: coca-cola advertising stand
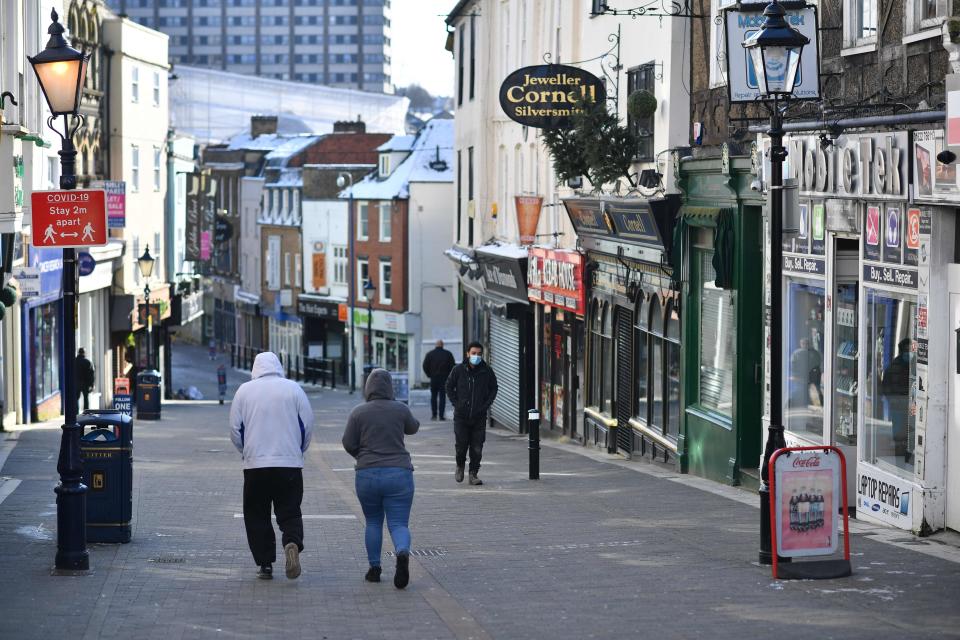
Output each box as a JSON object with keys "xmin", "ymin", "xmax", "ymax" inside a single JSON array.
[{"xmin": 768, "ymin": 446, "xmax": 852, "ymax": 580}]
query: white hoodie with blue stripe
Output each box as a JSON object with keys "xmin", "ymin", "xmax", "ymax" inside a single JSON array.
[{"xmin": 229, "ymin": 352, "xmax": 314, "ymax": 469}]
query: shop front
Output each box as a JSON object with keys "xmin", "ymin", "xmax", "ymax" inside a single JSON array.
[
  {"xmin": 564, "ymin": 195, "xmax": 683, "ymax": 460},
  {"xmin": 77, "ymin": 241, "xmax": 123, "ymax": 410},
  {"xmin": 527, "ymin": 247, "xmax": 586, "ymax": 439},
  {"xmin": 474, "ymin": 245, "xmax": 534, "ymax": 434},
  {"xmin": 676, "ymin": 149, "xmax": 764, "ymax": 485},
  {"xmin": 21, "ymin": 247, "xmax": 63, "ymax": 422},
  {"xmin": 351, "ymin": 306, "xmax": 418, "ymax": 388},
  {"xmin": 299, "ymin": 295, "xmax": 347, "ymax": 382}
]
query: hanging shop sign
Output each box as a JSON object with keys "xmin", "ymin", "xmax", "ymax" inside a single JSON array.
[
  {"xmin": 947, "ymin": 76, "xmax": 960, "ymax": 157},
  {"xmin": 516, "ymin": 196, "xmax": 543, "ymax": 245},
  {"xmin": 476, "ymin": 249, "xmax": 529, "ymax": 305},
  {"xmin": 214, "ymin": 215, "xmax": 233, "ymax": 243},
  {"xmin": 30, "ymin": 189, "xmax": 108, "ymax": 248},
  {"xmin": 185, "ymin": 174, "xmax": 201, "ymax": 262},
  {"xmin": 499, "ymin": 64, "xmax": 606, "ymax": 129},
  {"xmin": 724, "ymin": 5, "xmax": 820, "ymax": 103},
  {"xmin": 778, "ymin": 132, "xmax": 909, "ymax": 201},
  {"xmin": 91, "ymin": 180, "xmax": 126, "ymax": 228},
  {"xmin": 527, "ymin": 248, "xmax": 585, "ymax": 316}
]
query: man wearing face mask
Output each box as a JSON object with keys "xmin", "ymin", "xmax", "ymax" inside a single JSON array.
[{"xmin": 445, "ymin": 341, "xmax": 498, "ymax": 485}]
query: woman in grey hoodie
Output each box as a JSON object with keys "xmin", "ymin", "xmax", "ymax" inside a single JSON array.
[{"xmin": 342, "ymin": 368, "xmax": 420, "ymax": 588}]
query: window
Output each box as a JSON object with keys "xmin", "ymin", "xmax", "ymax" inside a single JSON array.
[
  {"xmin": 379, "ymin": 260, "xmax": 392, "ymax": 304},
  {"xmin": 588, "ymin": 300, "xmax": 613, "ymax": 415},
  {"xmin": 709, "ymin": 0, "xmax": 737, "ymax": 87},
  {"xmin": 845, "ymin": 0, "xmax": 878, "ymax": 48},
  {"xmin": 456, "ymin": 149, "xmax": 462, "ymax": 243},
  {"xmin": 357, "ymin": 259, "xmax": 369, "ymax": 300},
  {"xmin": 358, "ymin": 202, "xmax": 369, "ymax": 240},
  {"xmin": 864, "ymin": 290, "xmax": 917, "ymax": 478},
  {"xmin": 131, "ymin": 66, "xmax": 139, "ymax": 103},
  {"xmin": 379, "ymin": 202, "xmax": 392, "ymax": 241},
  {"xmin": 457, "ymin": 25, "xmax": 465, "ymax": 105},
  {"xmin": 468, "ymin": 146, "xmax": 475, "ymax": 245},
  {"xmin": 784, "ymin": 278, "xmax": 826, "ymax": 441},
  {"xmin": 153, "ymin": 147, "xmax": 162, "ymax": 191},
  {"xmin": 333, "ymin": 245, "xmax": 348, "ymax": 285},
  {"xmin": 131, "ymin": 145, "xmax": 140, "ymax": 192},
  {"xmin": 379, "ymin": 155, "xmax": 390, "ymax": 177},
  {"xmin": 267, "ymin": 235, "xmax": 281, "ymax": 290},
  {"xmin": 152, "ymin": 71, "xmax": 161, "ymax": 106},
  {"xmin": 906, "ymin": 0, "xmax": 947, "ymax": 36},
  {"xmin": 295, "ymin": 253, "xmax": 302, "ymax": 289},
  {"xmin": 627, "ymin": 63, "xmax": 656, "ymax": 162},
  {"xmin": 284, "ymin": 252, "xmax": 291, "ymax": 286},
  {"xmin": 469, "ymin": 16, "xmax": 476, "ymax": 100},
  {"xmin": 698, "ymin": 252, "xmax": 735, "ymax": 414}
]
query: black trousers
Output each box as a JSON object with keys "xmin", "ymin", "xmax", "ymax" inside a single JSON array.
[
  {"xmin": 77, "ymin": 389, "xmax": 90, "ymax": 412},
  {"xmin": 430, "ymin": 377, "xmax": 447, "ymax": 418},
  {"xmin": 242, "ymin": 467, "xmax": 304, "ymax": 566},
  {"xmin": 454, "ymin": 417, "xmax": 486, "ymax": 474}
]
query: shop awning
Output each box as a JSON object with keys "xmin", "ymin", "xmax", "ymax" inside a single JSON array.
[{"xmin": 679, "ymin": 205, "xmax": 731, "ymax": 228}]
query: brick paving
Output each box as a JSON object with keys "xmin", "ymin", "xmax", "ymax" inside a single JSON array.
[{"xmin": 0, "ymin": 342, "xmax": 959, "ymax": 639}]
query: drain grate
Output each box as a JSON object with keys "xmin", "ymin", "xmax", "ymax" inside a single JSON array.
[
  {"xmin": 387, "ymin": 547, "xmax": 446, "ymax": 558},
  {"xmin": 149, "ymin": 556, "xmax": 185, "ymax": 564}
]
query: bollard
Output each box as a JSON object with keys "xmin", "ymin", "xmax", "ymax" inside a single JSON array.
[
  {"xmin": 217, "ymin": 364, "xmax": 226, "ymax": 405},
  {"xmin": 527, "ymin": 409, "xmax": 540, "ymax": 480}
]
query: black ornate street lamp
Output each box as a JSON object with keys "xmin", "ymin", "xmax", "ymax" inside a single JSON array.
[
  {"xmin": 742, "ymin": 0, "xmax": 810, "ymax": 566},
  {"xmin": 363, "ymin": 278, "xmax": 375, "ymax": 368},
  {"xmin": 28, "ymin": 8, "xmax": 90, "ymax": 572},
  {"xmin": 337, "ymin": 171, "xmax": 356, "ymax": 393},
  {"xmin": 138, "ymin": 246, "xmax": 156, "ymax": 370}
]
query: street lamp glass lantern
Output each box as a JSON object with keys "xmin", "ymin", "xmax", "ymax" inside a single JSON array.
[
  {"xmin": 28, "ymin": 9, "xmax": 89, "ymax": 116},
  {"xmin": 138, "ymin": 246, "xmax": 155, "ymax": 280},
  {"xmin": 363, "ymin": 279, "xmax": 376, "ymax": 303},
  {"xmin": 742, "ymin": 1, "xmax": 809, "ymax": 98}
]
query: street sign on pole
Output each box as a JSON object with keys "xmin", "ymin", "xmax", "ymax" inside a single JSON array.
[
  {"xmin": 77, "ymin": 251, "xmax": 95, "ymax": 276},
  {"xmin": 30, "ymin": 189, "xmax": 108, "ymax": 248},
  {"xmin": 113, "ymin": 393, "xmax": 132, "ymax": 417},
  {"xmin": 11, "ymin": 265, "xmax": 41, "ymax": 298}
]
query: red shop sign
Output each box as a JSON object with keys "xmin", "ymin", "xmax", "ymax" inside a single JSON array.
[{"xmin": 527, "ymin": 247, "xmax": 585, "ymax": 316}]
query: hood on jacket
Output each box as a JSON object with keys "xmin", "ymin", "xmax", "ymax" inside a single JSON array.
[
  {"xmin": 364, "ymin": 368, "xmax": 395, "ymax": 401},
  {"xmin": 251, "ymin": 352, "xmax": 285, "ymax": 379}
]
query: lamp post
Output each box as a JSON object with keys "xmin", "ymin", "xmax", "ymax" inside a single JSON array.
[
  {"xmin": 363, "ymin": 278, "xmax": 375, "ymax": 370},
  {"xmin": 28, "ymin": 8, "xmax": 90, "ymax": 572},
  {"xmin": 742, "ymin": 0, "xmax": 810, "ymax": 566},
  {"xmin": 137, "ymin": 246, "xmax": 156, "ymax": 370},
  {"xmin": 337, "ymin": 171, "xmax": 356, "ymax": 393}
]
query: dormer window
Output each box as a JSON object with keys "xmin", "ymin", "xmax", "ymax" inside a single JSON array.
[{"xmin": 379, "ymin": 154, "xmax": 391, "ymax": 178}]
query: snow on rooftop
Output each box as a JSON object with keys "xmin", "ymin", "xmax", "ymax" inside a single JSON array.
[
  {"xmin": 266, "ymin": 168, "xmax": 304, "ymax": 187},
  {"xmin": 377, "ymin": 135, "xmax": 415, "ymax": 152},
  {"xmin": 474, "ymin": 243, "xmax": 529, "ymax": 260},
  {"xmin": 343, "ymin": 118, "xmax": 453, "ymax": 201}
]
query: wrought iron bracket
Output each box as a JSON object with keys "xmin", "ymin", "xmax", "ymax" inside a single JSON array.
[{"xmin": 591, "ymin": 1, "xmax": 704, "ymax": 19}]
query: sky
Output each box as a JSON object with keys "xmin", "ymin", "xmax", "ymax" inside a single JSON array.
[{"xmin": 390, "ymin": 0, "xmax": 455, "ymax": 97}]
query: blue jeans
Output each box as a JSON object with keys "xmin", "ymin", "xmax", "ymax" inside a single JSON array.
[{"xmin": 355, "ymin": 467, "xmax": 414, "ymax": 567}]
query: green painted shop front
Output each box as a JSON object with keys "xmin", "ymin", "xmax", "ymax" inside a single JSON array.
[{"xmin": 674, "ymin": 149, "xmax": 764, "ymax": 486}]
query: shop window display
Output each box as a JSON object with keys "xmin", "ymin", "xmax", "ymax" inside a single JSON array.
[
  {"xmin": 588, "ymin": 300, "xmax": 613, "ymax": 414},
  {"xmin": 699, "ymin": 254, "xmax": 735, "ymax": 414},
  {"xmin": 832, "ymin": 283, "xmax": 858, "ymax": 446},
  {"xmin": 784, "ymin": 279, "xmax": 826, "ymax": 441},
  {"xmin": 650, "ymin": 297, "xmax": 665, "ymax": 433},
  {"xmin": 632, "ymin": 296, "xmax": 681, "ymax": 442},
  {"xmin": 665, "ymin": 302, "xmax": 681, "ymax": 441},
  {"xmin": 34, "ymin": 303, "xmax": 61, "ymax": 402},
  {"xmin": 864, "ymin": 290, "xmax": 916, "ymax": 475},
  {"xmin": 634, "ymin": 298, "xmax": 649, "ymax": 421}
]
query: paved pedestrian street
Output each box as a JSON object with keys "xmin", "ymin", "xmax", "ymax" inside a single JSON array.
[{"xmin": 1, "ymin": 346, "xmax": 959, "ymax": 640}]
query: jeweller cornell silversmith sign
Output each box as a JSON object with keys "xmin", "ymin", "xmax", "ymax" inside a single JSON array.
[{"xmin": 499, "ymin": 64, "xmax": 606, "ymax": 129}]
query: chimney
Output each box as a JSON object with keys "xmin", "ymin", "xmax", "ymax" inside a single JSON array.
[
  {"xmin": 333, "ymin": 119, "xmax": 366, "ymax": 134},
  {"xmin": 250, "ymin": 115, "xmax": 278, "ymax": 138}
]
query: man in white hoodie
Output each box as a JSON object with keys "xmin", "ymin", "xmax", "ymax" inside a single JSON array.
[{"xmin": 230, "ymin": 352, "xmax": 314, "ymax": 580}]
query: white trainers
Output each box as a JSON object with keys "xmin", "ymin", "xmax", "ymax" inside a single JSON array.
[{"xmin": 284, "ymin": 542, "xmax": 301, "ymax": 579}]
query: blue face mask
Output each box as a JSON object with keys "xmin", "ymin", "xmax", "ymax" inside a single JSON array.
[{"xmin": 469, "ymin": 355, "xmax": 482, "ymax": 366}]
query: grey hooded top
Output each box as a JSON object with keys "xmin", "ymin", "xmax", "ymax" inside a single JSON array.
[{"xmin": 342, "ymin": 368, "xmax": 420, "ymax": 470}]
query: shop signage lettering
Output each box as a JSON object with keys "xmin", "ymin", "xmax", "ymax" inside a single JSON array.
[
  {"xmin": 916, "ymin": 338, "xmax": 929, "ymax": 366},
  {"xmin": 185, "ymin": 175, "xmax": 201, "ymax": 262},
  {"xmin": 484, "ymin": 264, "xmax": 518, "ymax": 289},
  {"xmin": 563, "ymin": 199, "xmax": 610, "ymax": 236},
  {"xmin": 783, "ymin": 255, "xmax": 825, "ymax": 276},
  {"xmin": 863, "ymin": 264, "xmax": 917, "ymax": 289},
  {"xmin": 477, "ymin": 252, "xmax": 529, "ymax": 304},
  {"xmin": 782, "ymin": 132, "xmax": 908, "ymax": 201},
  {"xmin": 499, "ymin": 64, "xmax": 606, "ymax": 129},
  {"xmin": 91, "ymin": 180, "xmax": 126, "ymax": 229},
  {"xmin": 527, "ymin": 248, "xmax": 585, "ymax": 316},
  {"xmin": 298, "ymin": 299, "xmax": 338, "ymax": 318},
  {"xmin": 179, "ymin": 291, "xmax": 203, "ymax": 324},
  {"xmin": 859, "ymin": 474, "xmax": 900, "ymax": 509},
  {"xmin": 605, "ymin": 201, "xmax": 663, "ymax": 245},
  {"xmin": 857, "ymin": 468, "xmax": 911, "ymax": 528}
]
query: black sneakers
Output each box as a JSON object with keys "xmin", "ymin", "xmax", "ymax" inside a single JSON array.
[
  {"xmin": 394, "ymin": 552, "xmax": 410, "ymax": 589},
  {"xmin": 257, "ymin": 564, "xmax": 273, "ymax": 580},
  {"xmin": 455, "ymin": 466, "xmax": 465, "ymax": 483},
  {"xmin": 365, "ymin": 566, "xmax": 382, "ymax": 583}
]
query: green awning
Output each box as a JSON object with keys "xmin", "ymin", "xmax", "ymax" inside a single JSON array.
[{"xmin": 680, "ymin": 205, "xmax": 730, "ymax": 228}]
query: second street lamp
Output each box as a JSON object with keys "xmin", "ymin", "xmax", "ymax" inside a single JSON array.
[
  {"xmin": 138, "ymin": 246, "xmax": 156, "ymax": 371},
  {"xmin": 742, "ymin": 0, "xmax": 810, "ymax": 566},
  {"xmin": 363, "ymin": 278, "xmax": 376, "ymax": 372},
  {"xmin": 28, "ymin": 8, "xmax": 91, "ymax": 572}
]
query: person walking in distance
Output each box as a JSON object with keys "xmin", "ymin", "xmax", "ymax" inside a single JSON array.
[
  {"xmin": 445, "ymin": 342, "xmax": 498, "ymax": 486},
  {"xmin": 75, "ymin": 348, "xmax": 95, "ymax": 412},
  {"xmin": 422, "ymin": 339, "xmax": 455, "ymax": 420},
  {"xmin": 230, "ymin": 352, "xmax": 314, "ymax": 580},
  {"xmin": 342, "ymin": 368, "xmax": 419, "ymax": 589}
]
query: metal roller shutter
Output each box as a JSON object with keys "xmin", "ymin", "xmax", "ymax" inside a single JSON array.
[
  {"xmin": 488, "ymin": 314, "xmax": 521, "ymax": 432},
  {"xmin": 615, "ymin": 306, "xmax": 634, "ymax": 455}
]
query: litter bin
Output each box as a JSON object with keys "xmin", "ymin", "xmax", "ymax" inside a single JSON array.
[
  {"xmin": 136, "ymin": 369, "xmax": 161, "ymax": 420},
  {"xmin": 79, "ymin": 410, "xmax": 133, "ymax": 543}
]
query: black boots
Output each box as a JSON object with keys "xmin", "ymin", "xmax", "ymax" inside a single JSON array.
[
  {"xmin": 394, "ymin": 552, "xmax": 410, "ymax": 589},
  {"xmin": 365, "ymin": 566, "xmax": 382, "ymax": 583},
  {"xmin": 455, "ymin": 466, "xmax": 465, "ymax": 483}
]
